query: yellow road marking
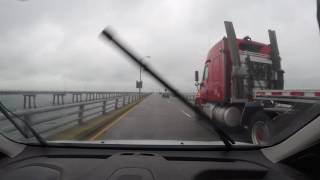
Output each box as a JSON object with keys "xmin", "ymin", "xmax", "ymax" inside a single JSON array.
[{"xmin": 89, "ymin": 103, "xmax": 140, "ymax": 140}]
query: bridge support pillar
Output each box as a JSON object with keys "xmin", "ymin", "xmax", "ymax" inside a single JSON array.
[
  {"xmin": 85, "ymin": 93, "xmax": 94, "ymax": 101},
  {"xmin": 23, "ymin": 94, "xmax": 36, "ymax": 109},
  {"xmin": 72, "ymin": 93, "xmax": 81, "ymax": 103},
  {"xmin": 52, "ymin": 93, "xmax": 65, "ymax": 105}
]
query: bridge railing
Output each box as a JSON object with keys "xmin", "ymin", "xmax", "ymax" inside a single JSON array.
[
  {"xmin": 0, "ymin": 90, "xmax": 139, "ymax": 109},
  {"xmin": 0, "ymin": 92, "xmax": 150, "ymax": 139},
  {"xmin": 183, "ymin": 94, "xmax": 196, "ymax": 103}
]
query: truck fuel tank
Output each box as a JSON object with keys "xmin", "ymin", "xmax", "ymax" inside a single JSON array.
[{"xmin": 212, "ymin": 106, "xmax": 242, "ymax": 128}]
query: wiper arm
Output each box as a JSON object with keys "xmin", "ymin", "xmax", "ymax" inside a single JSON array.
[
  {"xmin": 100, "ymin": 28, "xmax": 235, "ymax": 148},
  {"xmin": 0, "ymin": 102, "xmax": 47, "ymax": 146},
  {"xmin": 0, "ymin": 103, "xmax": 28, "ymax": 138}
]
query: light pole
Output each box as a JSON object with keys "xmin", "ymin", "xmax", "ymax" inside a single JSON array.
[
  {"xmin": 139, "ymin": 65, "xmax": 141, "ymax": 98},
  {"xmin": 138, "ymin": 56, "xmax": 150, "ymax": 98}
]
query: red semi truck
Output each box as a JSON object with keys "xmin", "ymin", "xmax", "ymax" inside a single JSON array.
[{"xmin": 194, "ymin": 21, "xmax": 320, "ymax": 145}]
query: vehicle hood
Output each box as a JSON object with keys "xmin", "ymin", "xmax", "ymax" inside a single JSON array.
[{"xmin": 49, "ymin": 139, "xmax": 254, "ymax": 146}]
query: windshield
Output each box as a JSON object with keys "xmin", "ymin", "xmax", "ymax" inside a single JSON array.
[{"xmin": 0, "ymin": 0, "xmax": 319, "ymax": 148}]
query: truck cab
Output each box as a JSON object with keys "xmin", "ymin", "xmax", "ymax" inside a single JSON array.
[
  {"xmin": 195, "ymin": 21, "xmax": 284, "ymax": 145},
  {"xmin": 198, "ymin": 37, "xmax": 282, "ymax": 105}
]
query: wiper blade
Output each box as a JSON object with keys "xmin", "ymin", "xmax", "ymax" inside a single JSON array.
[
  {"xmin": 0, "ymin": 101, "xmax": 47, "ymax": 146},
  {"xmin": 0, "ymin": 103, "xmax": 28, "ymax": 138},
  {"xmin": 100, "ymin": 28, "xmax": 235, "ymax": 148}
]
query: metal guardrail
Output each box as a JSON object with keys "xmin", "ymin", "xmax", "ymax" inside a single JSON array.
[
  {"xmin": 0, "ymin": 92, "xmax": 150, "ymax": 138},
  {"xmin": 184, "ymin": 94, "xmax": 196, "ymax": 103}
]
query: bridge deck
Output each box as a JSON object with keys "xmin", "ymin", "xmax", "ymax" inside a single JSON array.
[{"xmin": 98, "ymin": 94, "xmax": 219, "ymax": 141}]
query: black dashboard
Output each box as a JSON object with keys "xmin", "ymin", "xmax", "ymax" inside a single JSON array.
[{"xmin": 0, "ymin": 145, "xmax": 310, "ymax": 180}]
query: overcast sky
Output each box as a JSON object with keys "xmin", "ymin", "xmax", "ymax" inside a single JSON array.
[{"xmin": 0, "ymin": 0, "xmax": 319, "ymax": 92}]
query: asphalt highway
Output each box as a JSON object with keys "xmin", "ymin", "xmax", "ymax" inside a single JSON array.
[{"xmin": 100, "ymin": 94, "xmax": 220, "ymax": 141}]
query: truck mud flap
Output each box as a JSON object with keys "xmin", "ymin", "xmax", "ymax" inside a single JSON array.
[{"xmin": 241, "ymin": 102, "xmax": 264, "ymax": 128}]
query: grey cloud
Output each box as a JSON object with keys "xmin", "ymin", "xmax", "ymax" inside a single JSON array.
[{"xmin": 0, "ymin": 0, "xmax": 319, "ymax": 93}]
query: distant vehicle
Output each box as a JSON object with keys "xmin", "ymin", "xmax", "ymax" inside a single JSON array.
[
  {"xmin": 161, "ymin": 88, "xmax": 170, "ymax": 98},
  {"xmin": 195, "ymin": 21, "xmax": 319, "ymax": 145},
  {"xmin": 162, "ymin": 92, "xmax": 170, "ymax": 98}
]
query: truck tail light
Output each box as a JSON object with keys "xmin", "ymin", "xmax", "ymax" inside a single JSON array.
[
  {"xmin": 271, "ymin": 92, "xmax": 282, "ymax": 96},
  {"xmin": 290, "ymin": 92, "xmax": 304, "ymax": 96}
]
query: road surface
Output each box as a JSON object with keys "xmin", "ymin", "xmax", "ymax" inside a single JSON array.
[{"xmin": 100, "ymin": 94, "xmax": 220, "ymax": 141}]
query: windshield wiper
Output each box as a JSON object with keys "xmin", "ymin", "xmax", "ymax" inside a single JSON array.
[
  {"xmin": 100, "ymin": 28, "xmax": 235, "ymax": 148},
  {"xmin": 0, "ymin": 101, "xmax": 47, "ymax": 146}
]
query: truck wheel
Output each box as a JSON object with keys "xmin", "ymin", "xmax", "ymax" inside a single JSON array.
[{"xmin": 249, "ymin": 112, "xmax": 273, "ymax": 145}]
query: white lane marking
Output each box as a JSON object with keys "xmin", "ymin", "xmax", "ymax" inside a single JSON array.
[
  {"xmin": 166, "ymin": 99, "xmax": 171, "ymax": 103},
  {"xmin": 181, "ymin": 110, "xmax": 192, "ymax": 119}
]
